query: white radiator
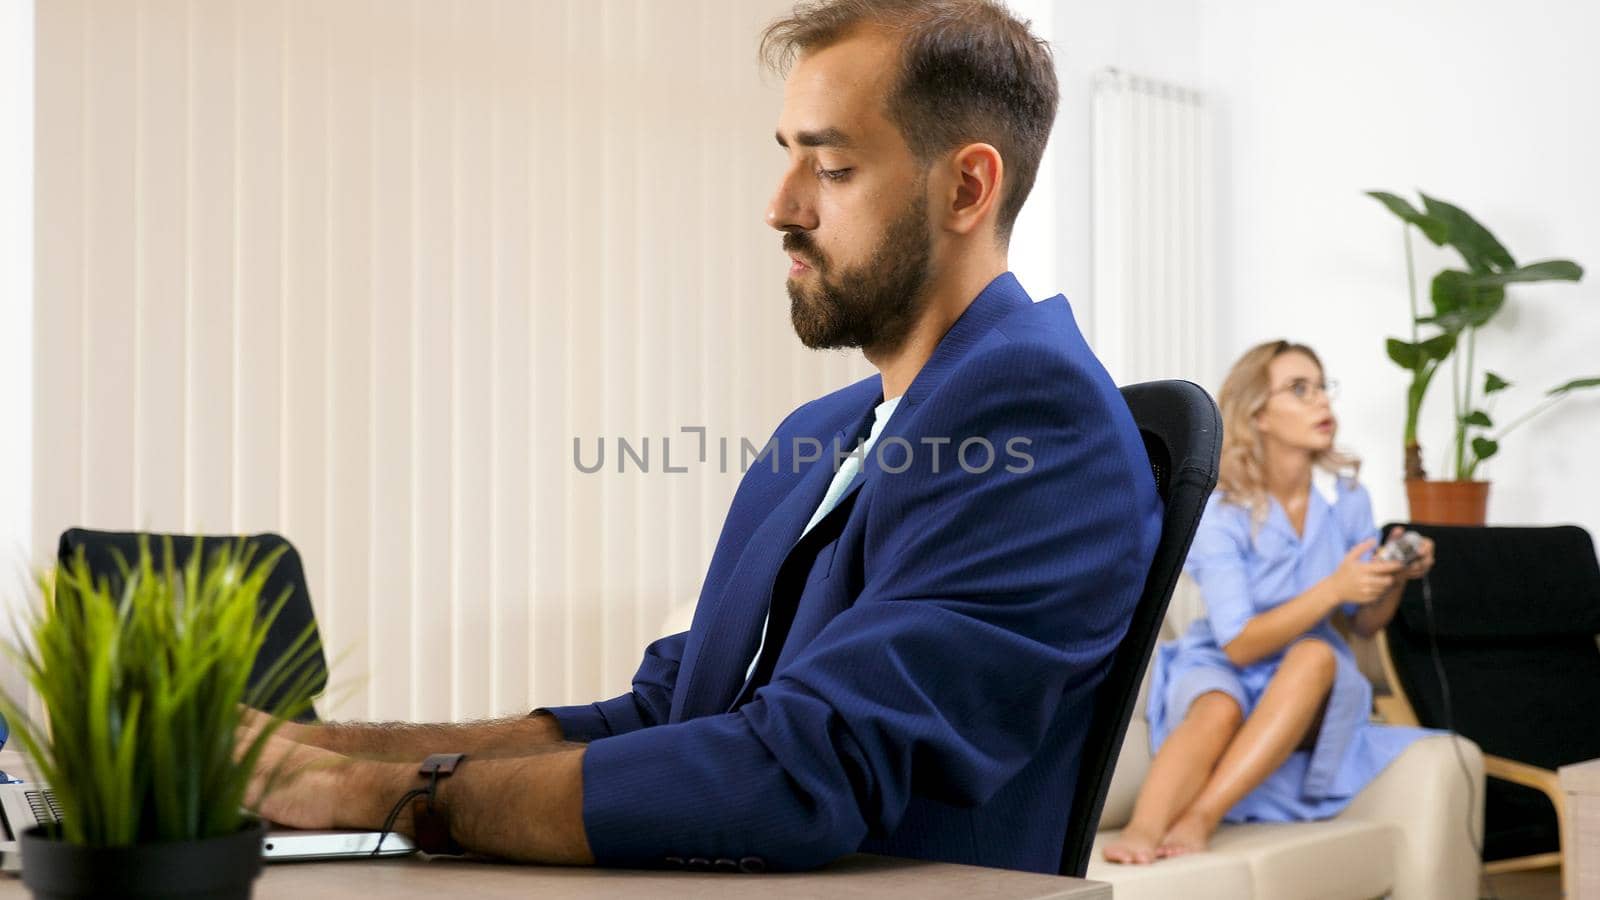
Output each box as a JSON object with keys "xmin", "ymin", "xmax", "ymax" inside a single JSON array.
[{"xmin": 1091, "ymin": 68, "xmax": 1216, "ymax": 388}]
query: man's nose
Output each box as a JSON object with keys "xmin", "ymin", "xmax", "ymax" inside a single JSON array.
[{"xmin": 765, "ymin": 170, "xmax": 818, "ymax": 232}]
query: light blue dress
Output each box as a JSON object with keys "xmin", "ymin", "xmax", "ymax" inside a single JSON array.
[{"xmin": 1147, "ymin": 478, "xmax": 1437, "ymax": 822}]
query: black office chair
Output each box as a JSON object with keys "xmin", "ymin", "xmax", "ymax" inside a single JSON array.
[
  {"xmin": 1057, "ymin": 380, "xmax": 1222, "ymax": 877},
  {"xmin": 1375, "ymin": 523, "xmax": 1600, "ymax": 880},
  {"xmin": 56, "ymin": 528, "xmax": 330, "ymax": 723}
]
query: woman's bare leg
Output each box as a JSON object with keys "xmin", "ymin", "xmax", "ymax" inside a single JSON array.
[
  {"xmin": 1157, "ymin": 639, "xmax": 1337, "ymax": 857},
  {"xmin": 1102, "ymin": 691, "xmax": 1242, "ymax": 864}
]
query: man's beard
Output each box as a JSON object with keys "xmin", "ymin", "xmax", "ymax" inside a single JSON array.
[{"xmin": 784, "ymin": 192, "xmax": 933, "ymax": 353}]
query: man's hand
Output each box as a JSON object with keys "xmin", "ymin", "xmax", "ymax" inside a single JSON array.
[
  {"xmin": 237, "ymin": 714, "xmax": 594, "ymax": 863},
  {"xmin": 243, "ymin": 730, "xmax": 357, "ymax": 829},
  {"xmin": 239, "ymin": 704, "xmax": 316, "ymax": 746}
]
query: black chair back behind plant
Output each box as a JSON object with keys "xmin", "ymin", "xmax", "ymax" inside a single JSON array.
[
  {"xmin": 1058, "ymin": 380, "xmax": 1221, "ymax": 876},
  {"xmin": 56, "ymin": 529, "xmax": 329, "ymax": 723}
]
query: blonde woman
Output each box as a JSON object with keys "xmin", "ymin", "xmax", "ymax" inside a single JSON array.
[{"xmin": 1104, "ymin": 340, "xmax": 1438, "ymax": 864}]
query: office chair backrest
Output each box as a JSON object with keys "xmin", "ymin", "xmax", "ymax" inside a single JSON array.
[
  {"xmin": 1380, "ymin": 523, "xmax": 1600, "ymax": 770},
  {"xmin": 1058, "ymin": 380, "xmax": 1221, "ymax": 876},
  {"xmin": 56, "ymin": 528, "xmax": 329, "ymax": 723}
]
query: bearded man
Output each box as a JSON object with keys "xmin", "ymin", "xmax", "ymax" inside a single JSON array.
[{"xmin": 246, "ymin": 0, "xmax": 1160, "ymax": 875}]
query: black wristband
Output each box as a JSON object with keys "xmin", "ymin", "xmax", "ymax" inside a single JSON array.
[
  {"xmin": 371, "ymin": 753, "xmax": 468, "ymax": 857},
  {"xmin": 413, "ymin": 753, "xmax": 467, "ymax": 855}
]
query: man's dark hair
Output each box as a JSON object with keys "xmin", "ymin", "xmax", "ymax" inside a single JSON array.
[{"xmin": 759, "ymin": 0, "xmax": 1059, "ymax": 246}]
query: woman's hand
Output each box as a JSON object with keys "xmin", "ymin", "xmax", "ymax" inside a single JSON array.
[
  {"xmin": 1330, "ymin": 537, "xmax": 1405, "ymax": 605},
  {"xmin": 1390, "ymin": 526, "xmax": 1436, "ymax": 581}
]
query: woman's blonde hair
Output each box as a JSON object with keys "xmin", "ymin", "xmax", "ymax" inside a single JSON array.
[{"xmin": 1216, "ymin": 340, "xmax": 1360, "ymax": 524}]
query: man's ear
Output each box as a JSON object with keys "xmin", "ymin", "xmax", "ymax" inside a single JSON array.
[{"xmin": 940, "ymin": 142, "xmax": 1004, "ymax": 238}]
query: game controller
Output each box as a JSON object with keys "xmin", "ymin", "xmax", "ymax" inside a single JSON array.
[{"xmin": 1376, "ymin": 529, "xmax": 1425, "ymax": 567}]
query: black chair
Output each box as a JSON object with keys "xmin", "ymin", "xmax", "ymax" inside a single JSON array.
[
  {"xmin": 1376, "ymin": 523, "xmax": 1600, "ymax": 881},
  {"xmin": 1058, "ymin": 380, "xmax": 1222, "ymax": 877},
  {"xmin": 56, "ymin": 528, "xmax": 330, "ymax": 723}
]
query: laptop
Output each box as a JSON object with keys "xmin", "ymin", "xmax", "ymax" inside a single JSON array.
[{"xmin": 0, "ymin": 781, "xmax": 415, "ymax": 872}]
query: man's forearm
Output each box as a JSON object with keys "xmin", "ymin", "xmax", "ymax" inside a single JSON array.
[
  {"xmin": 342, "ymin": 746, "xmax": 594, "ymax": 864},
  {"xmin": 283, "ymin": 711, "xmax": 567, "ymax": 760}
]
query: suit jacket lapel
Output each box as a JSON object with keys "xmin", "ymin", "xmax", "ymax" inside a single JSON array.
[
  {"xmin": 672, "ymin": 272, "xmax": 1035, "ymax": 721},
  {"xmin": 671, "ymin": 408, "xmax": 876, "ymax": 720}
]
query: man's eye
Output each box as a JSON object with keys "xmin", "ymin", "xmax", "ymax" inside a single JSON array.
[{"xmin": 815, "ymin": 167, "xmax": 852, "ymax": 182}]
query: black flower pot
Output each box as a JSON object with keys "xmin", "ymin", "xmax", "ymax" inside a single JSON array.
[{"xmin": 19, "ymin": 821, "xmax": 264, "ymax": 900}]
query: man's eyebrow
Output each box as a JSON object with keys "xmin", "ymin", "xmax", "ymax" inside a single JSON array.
[{"xmin": 775, "ymin": 127, "xmax": 855, "ymax": 149}]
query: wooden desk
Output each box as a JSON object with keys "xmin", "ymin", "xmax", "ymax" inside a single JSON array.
[
  {"xmin": 0, "ymin": 854, "xmax": 1109, "ymax": 899},
  {"xmin": 0, "ymin": 752, "xmax": 1107, "ymax": 899},
  {"xmin": 1561, "ymin": 757, "xmax": 1600, "ymax": 900}
]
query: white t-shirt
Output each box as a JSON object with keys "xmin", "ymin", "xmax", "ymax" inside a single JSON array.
[{"xmin": 744, "ymin": 394, "xmax": 903, "ymax": 681}]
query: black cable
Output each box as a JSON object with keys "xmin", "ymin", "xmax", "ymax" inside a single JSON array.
[
  {"xmin": 371, "ymin": 786, "xmax": 432, "ymax": 857},
  {"xmin": 1419, "ymin": 572, "xmax": 1499, "ymax": 900}
]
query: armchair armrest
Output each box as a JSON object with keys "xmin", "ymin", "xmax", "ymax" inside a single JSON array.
[
  {"xmin": 1483, "ymin": 754, "xmax": 1563, "ymax": 804},
  {"xmin": 1481, "ymin": 754, "xmax": 1568, "ymax": 885},
  {"xmin": 1337, "ymin": 734, "xmax": 1484, "ymax": 900}
]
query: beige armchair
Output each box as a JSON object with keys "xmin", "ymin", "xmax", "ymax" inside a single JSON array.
[
  {"xmin": 1086, "ymin": 579, "xmax": 1485, "ymax": 900},
  {"xmin": 1086, "ymin": 659, "xmax": 1485, "ymax": 900}
]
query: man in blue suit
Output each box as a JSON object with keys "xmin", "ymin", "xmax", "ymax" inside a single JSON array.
[{"xmin": 247, "ymin": 0, "xmax": 1160, "ymax": 875}]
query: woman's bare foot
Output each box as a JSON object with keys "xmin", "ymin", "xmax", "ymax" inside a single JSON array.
[
  {"xmin": 1102, "ymin": 823, "xmax": 1164, "ymax": 865},
  {"xmin": 1156, "ymin": 811, "xmax": 1216, "ymax": 858}
]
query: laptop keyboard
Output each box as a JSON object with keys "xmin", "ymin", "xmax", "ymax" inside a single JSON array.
[{"xmin": 25, "ymin": 790, "xmax": 61, "ymax": 826}]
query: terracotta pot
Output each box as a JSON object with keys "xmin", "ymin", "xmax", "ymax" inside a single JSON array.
[{"xmin": 1405, "ymin": 479, "xmax": 1490, "ymax": 526}]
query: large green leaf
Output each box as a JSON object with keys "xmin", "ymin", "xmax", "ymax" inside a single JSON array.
[
  {"xmin": 1421, "ymin": 192, "xmax": 1516, "ymax": 274},
  {"xmin": 1429, "ymin": 269, "xmax": 1506, "ymax": 329},
  {"xmin": 1470, "ymin": 259, "xmax": 1584, "ymax": 286},
  {"xmin": 1430, "ymin": 270, "xmax": 1472, "ymax": 316},
  {"xmin": 1367, "ymin": 191, "xmax": 1449, "ymax": 245},
  {"xmin": 1548, "ymin": 376, "xmax": 1600, "ymax": 396},
  {"xmin": 1420, "ymin": 333, "xmax": 1457, "ymax": 361},
  {"xmin": 1387, "ymin": 338, "xmax": 1423, "ymax": 369}
]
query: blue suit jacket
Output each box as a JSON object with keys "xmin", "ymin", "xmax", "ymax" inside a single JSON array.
[{"xmin": 546, "ymin": 272, "xmax": 1161, "ymax": 874}]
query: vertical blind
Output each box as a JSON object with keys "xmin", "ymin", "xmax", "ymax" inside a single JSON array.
[{"xmin": 32, "ymin": 0, "xmax": 873, "ymax": 723}]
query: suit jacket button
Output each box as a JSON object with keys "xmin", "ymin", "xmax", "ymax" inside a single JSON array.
[
  {"xmin": 738, "ymin": 856, "xmax": 767, "ymax": 874},
  {"xmin": 713, "ymin": 858, "xmax": 738, "ymax": 872},
  {"xmin": 687, "ymin": 857, "xmax": 712, "ymax": 870},
  {"xmin": 664, "ymin": 856, "xmax": 685, "ymax": 868}
]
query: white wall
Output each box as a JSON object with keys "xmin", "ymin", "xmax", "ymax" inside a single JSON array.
[
  {"xmin": 1196, "ymin": 0, "xmax": 1600, "ymax": 533},
  {"xmin": 0, "ymin": 0, "xmax": 33, "ymax": 667},
  {"xmin": 1007, "ymin": 0, "xmax": 1204, "ymax": 333}
]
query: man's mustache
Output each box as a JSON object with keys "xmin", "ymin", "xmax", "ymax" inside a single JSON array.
[{"xmin": 782, "ymin": 234, "xmax": 824, "ymax": 271}]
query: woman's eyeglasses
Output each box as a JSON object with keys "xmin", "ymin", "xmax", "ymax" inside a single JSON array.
[{"xmin": 1271, "ymin": 378, "xmax": 1339, "ymax": 403}]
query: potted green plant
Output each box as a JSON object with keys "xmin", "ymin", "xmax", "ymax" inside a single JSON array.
[
  {"xmin": 1367, "ymin": 190, "xmax": 1595, "ymax": 524},
  {"xmin": 0, "ymin": 539, "xmax": 322, "ymax": 900}
]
